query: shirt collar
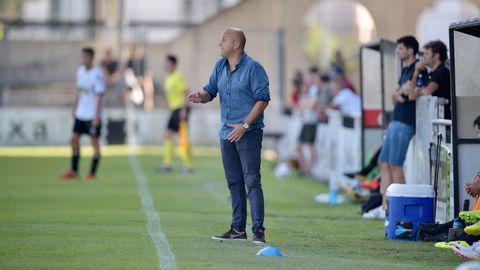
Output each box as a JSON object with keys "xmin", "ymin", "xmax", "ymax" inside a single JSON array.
[
  {"xmin": 404, "ymin": 59, "xmax": 418, "ymax": 70},
  {"xmin": 430, "ymin": 62, "xmax": 444, "ymax": 74},
  {"xmin": 224, "ymin": 52, "xmax": 248, "ymax": 70}
]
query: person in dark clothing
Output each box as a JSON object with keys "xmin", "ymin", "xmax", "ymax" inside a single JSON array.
[
  {"xmin": 187, "ymin": 27, "xmax": 270, "ymax": 244},
  {"xmin": 413, "ymin": 40, "xmax": 451, "ymax": 119},
  {"xmin": 100, "ymin": 49, "xmax": 124, "ymax": 103},
  {"xmin": 374, "ymin": 36, "xmax": 420, "ymax": 219}
]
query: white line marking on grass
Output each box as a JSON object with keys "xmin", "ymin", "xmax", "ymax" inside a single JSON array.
[
  {"xmin": 127, "ymin": 102, "xmax": 176, "ymax": 270},
  {"xmin": 129, "ymin": 155, "xmax": 176, "ymax": 270}
]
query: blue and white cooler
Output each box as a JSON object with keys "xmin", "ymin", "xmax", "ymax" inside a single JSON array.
[{"xmin": 385, "ymin": 184, "xmax": 435, "ymax": 241}]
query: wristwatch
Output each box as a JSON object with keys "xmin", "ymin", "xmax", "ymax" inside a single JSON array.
[{"xmin": 242, "ymin": 122, "xmax": 250, "ymax": 130}]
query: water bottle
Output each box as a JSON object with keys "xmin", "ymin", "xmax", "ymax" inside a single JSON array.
[
  {"xmin": 416, "ymin": 73, "xmax": 425, "ymax": 87},
  {"xmin": 453, "ymin": 218, "xmax": 462, "ymax": 229},
  {"xmin": 329, "ymin": 174, "xmax": 340, "ymax": 205},
  {"xmin": 329, "ymin": 187, "xmax": 338, "ymax": 205}
]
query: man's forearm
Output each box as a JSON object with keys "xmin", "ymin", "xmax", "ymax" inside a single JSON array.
[
  {"xmin": 392, "ymin": 91, "xmax": 405, "ymax": 103},
  {"xmin": 187, "ymin": 90, "xmax": 213, "ymax": 104},
  {"xmin": 201, "ymin": 90, "xmax": 213, "ymax": 103},
  {"xmin": 72, "ymin": 93, "xmax": 79, "ymax": 116},
  {"xmin": 420, "ymin": 82, "xmax": 440, "ymax": 96},
  {"xmin": 244, "ymin": 101, "xmax": 268, "ymax": 124},
  {"xmin": 411, "ymin": 71, "xmax": 419, "ymax": 90},
  {"xmin": 408, "ymin": 85, "xmax": 416, "ymax": 101}
]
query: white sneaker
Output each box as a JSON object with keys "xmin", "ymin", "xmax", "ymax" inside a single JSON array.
[
  {"xmin": 452, "ymin": 241, "xmax": 480, "ymax": 259},
  {"xmin": 362, "ymin": 206, "xmax": 386, "ymax": 220}
]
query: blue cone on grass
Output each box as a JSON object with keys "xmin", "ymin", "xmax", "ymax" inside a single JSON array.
[{"xmin": 257, "ymin": 246, "xmax": 283, "ymax": 257}]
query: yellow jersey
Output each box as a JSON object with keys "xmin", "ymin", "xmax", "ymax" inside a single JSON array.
[{"xmin": 164, "ymin": 69, "xmax": 187, "ymax": 110}]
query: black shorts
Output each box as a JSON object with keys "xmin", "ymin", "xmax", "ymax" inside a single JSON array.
[
  {"xmin": 73, "ymin": 118, "xmax": 102, "ymax": 137},
  {"xmin": 167, "ymin": 108, "xmax": 190, "ymax": 132},
  {"xmin": 299, "ymin": 124, "xmax": 317, "ymax": 144}
]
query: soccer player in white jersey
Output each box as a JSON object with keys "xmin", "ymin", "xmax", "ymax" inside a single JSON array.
[{"xmin": 59, "ymin": 47, "xmax": 106, "ymax": 180}]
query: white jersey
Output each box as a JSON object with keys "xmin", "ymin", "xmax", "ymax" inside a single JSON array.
[
  {"xmin": 332, "ymin": 88, "xmax": 361, "ymax": 118},
  {"xmin": 75, "ymin": 65, "xmax": 105, "ymax": 121}
]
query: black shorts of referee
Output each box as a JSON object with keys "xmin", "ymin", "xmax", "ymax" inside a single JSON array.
[
  {"xmin": 73, "ymin": 118, "xmax": 102, "ymax": 137},
  {"xmin": 167, "ymin": 107, "xmax": 190, "ymax": 132}
]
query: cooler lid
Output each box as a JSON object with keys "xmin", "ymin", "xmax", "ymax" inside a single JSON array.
[{"xmin": 386, "ymin": 184, "xmax": 435, "ymax": 198}]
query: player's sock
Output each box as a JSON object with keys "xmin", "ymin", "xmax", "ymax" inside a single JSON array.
[
  {"xmin": 90, "ymin": 154, "xmax": 101, "ymax": 175},
  {"xmin": 163, "ymin": 139, "xmax": 174, "ymax": 166},
  {"xmin": 71, "ymin": 147, "xmax": 80, "ymax": 173}
]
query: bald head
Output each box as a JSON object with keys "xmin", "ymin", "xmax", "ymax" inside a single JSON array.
[{"xmin": 223, "ymin": 27, "xmax": 246, "ymax": 50}]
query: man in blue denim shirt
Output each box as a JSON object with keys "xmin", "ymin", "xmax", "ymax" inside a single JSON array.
[{"xmin": 188, "ymin": 27, "xmax": 270, "ymax": 243}]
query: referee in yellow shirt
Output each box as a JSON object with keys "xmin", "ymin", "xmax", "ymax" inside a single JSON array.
[{"xmin": 157, "ymin": 54, "xmax": 193, "ymax": 173}]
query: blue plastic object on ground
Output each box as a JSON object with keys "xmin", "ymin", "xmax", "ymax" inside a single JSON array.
[
  {"xmin": 329, "ymin": 188, "xmax": 338, "ymax": 205},
  {"xmin": 385, "ymin": 184, "xmax": 434, "ymax": 241},
  {"xmin": 256, "ymin": 246, "xmax": 283, "ymax": 257}
]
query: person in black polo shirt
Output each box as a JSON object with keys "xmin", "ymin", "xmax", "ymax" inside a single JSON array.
[
  {"xmin": 413, "ymin": 40, "xmax": 451, "ymax": 119},
  {"xmin": 364, "ymin": 36, "xmax": 420, "ymax": 219}
]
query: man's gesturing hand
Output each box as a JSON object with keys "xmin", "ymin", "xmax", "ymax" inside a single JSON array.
[
  {"xmin": 227, "ymin": 123, "xmax": 246, "ymax": 142},
  {"xmin": 187, "ymin": 91, "xmax": 204, "ymax": 103}
]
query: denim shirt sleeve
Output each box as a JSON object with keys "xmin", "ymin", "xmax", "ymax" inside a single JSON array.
[
  {"xmin": 203, "ymin": 59, "xmax": 222, "ymax": 99},
  {"xmin": 250, "ymin": 62, "xmax": 270, "ymax": 102}
]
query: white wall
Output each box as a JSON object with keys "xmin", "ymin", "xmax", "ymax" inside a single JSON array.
[
  {"xmin": 0, "ymin": 107, "xmax": 221, "ymax": 146},
  {"xmin": 416, "ymin": 0, "xmax": 480, "ymax": 48},
  {"xmin": 22, "ymin": 0, "xmax": 50, "ymax": 21}
]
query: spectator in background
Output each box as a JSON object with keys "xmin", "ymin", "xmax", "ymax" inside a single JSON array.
[
  {"xmin": 330, "ymin": 66, "xmax": 356, "ymax": 94},
  {"xmin": 317, "ymin": 73, "xmax": 332, "ymax": 122},
  {"xmin": 369, "ymin": 36, "xmax": 420, "ymax": 219},
  {"xmin": 331, "ymin": 50, "xmax": 346, "ymax": 73},
  {"xmin": 296, "ymin": 67, "xmax": 320, "ymax": 176},
  {"xmin": 100, "ymin": 49, "xmax": 124, "ymax": 105},
  {"xmin": 277, "ymin": 71, "xmax": 304, "ymax": 174},
  {"xmin": 413, "ymin": 40, "xmax": 451, "ymax": 120},
  {"xmin": 318, "ymin": 73, "xmax": 332, "ymax": 105},
  {"xmin": 125, "ymin": 45, "xmax": 155, "ymax": 110},
  {"xmin": 286, "ymin": 71, "xmax": 303, "ymax": 112},
  {"xmin": 321, "ymin": 80, "xmax": 361, "ymax": 118}
]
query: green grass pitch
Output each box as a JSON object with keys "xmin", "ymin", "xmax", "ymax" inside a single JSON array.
[{"xmin": 0, "ymin": 147, "xmax": 465, "ymax": 269}]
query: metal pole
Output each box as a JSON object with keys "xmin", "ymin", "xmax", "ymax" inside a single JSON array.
[
  {"xmin": 276, "ymin": 27, "xmax": 285, "ymax": 105},
  {"xmin": 359, "ymin": 46, "xmax": 365, "ymax": 166},
  {"xmin": 118, "ymin": 0, "xmax": 124, "ymax": 61},
  {"xmin": 1, "ymin": 23, "xmax": 11, "ymax": 107}
]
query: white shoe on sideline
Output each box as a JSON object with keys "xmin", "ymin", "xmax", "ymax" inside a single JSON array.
[
  {"xmin": 362, "ymin": 206, "xmax": 386, "ymax": 220},
  {"xmin": 452, "ymin": 241, "xmax": 480, "ymax": 259}
]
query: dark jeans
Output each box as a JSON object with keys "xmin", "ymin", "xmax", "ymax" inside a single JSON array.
[{"xmin": 220, "ymin": 129, "xmax": 265, "ymax": 233}]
